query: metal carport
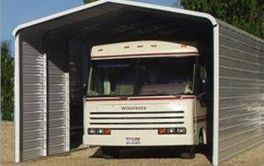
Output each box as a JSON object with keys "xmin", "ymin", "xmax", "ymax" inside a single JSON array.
[{"xmin": 13, "ymin": 0, "xmax": 264, "ymax": 165}]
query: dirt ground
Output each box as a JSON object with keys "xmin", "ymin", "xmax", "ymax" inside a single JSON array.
[{"xmin": 1, "ymin": 121, "xmax": 264, "ymax": 166}]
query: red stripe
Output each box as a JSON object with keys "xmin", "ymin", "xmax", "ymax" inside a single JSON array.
[
  {"xmin": 86, "ymin": 98, "xmax": 122, "ymax": 101},
  {"xmin": 86, "ymin": 96, "xmax": 195, "ymax": 101},
  {"xmin": 196, "ymin": 115, "xmax": 207, "ymax": 119},
  {"xmin": 196, "ymin": 119, "xmax": 207, "ymax": 123},
  {"xmin": 182, "ymin": 96, "xmax": 196, "ymax": 99},
  {"xmin": 196, "ymin": 117, "xmax": 207, "ymax": 123}
]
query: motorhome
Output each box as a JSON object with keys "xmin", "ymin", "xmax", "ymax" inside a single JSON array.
[{"xmin": 83, "ymin": 40, "xmax": 208, "ymax": 158}]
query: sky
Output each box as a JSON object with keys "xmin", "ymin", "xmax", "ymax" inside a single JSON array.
[{"xmin": 1, "ymin": 0, "xmax": 179, "ymax": 56}]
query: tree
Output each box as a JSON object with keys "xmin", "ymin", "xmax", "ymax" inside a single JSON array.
[
  {"xmin": 83, "ymin": 0, "xmax": 97, "ymax": 4},
  {"xmin": 1, "ymin": 41, "xmax": 14, "ymax": 121},
  {"xmin": 181, "ymin": 0, "xmax": 263, "ymax": 39}
]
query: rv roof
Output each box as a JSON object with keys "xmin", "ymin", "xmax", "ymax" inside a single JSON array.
[{"xmin": 91, "ymin": 40, "xmax": 199, "ymax": 60}]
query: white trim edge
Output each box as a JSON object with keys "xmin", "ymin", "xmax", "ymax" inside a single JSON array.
[
  {"xmin": 42, "ymin": 53, "xmax": 47, "ymax": 156},
  {"xmin": 14, "ymin": 34, "xmax": 20, "ymax": 163},
  {"xmin": 65, "ymin": 73, "xmax": 70, "ymax": 152},
  {"xmin": 212, "ymin": 24, "xmax": 219, "ymax": 166}
]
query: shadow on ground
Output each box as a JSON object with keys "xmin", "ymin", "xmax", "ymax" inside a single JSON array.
[{"xmin": 90, "ymin": 145, "xmax": 209, "ymax": 159}]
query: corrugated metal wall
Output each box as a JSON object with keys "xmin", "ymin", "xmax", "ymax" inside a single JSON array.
[
  {"xmin": 20, "ymin": 34, "xmax": 47, "ymax": 160},
  {"xmin": 46, "ymin": 37, "xmax": 70, "ymax": 155},
  {"xmin": 218, "ymin": 21, "xmax": 264, "ymax": 161},
  {"xmin": 19, "ymin": 34, "xmax": 70, "ymax": 160}
]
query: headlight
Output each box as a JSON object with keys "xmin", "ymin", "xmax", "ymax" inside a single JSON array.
[
  {"xmin": 158, "ymin": 127, "xmax": 186, "ymax": 135},
  {"xmin": 88, "ymin": 128, "xmax": 111, "ymax": 135},
  {"xmin": 175, "ymin": 127, "xmax": 186, "ymax": 134},
  {"xmin": 88, "ymin": 128, "xmax": 96, "ymax": 134},
  {"xmin": 97, "ymin": 129, "xmax": 104, "ymax": 134}
]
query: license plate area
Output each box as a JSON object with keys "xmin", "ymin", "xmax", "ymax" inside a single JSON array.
[{"xmin": 126, "ymin": 137, "xmax": 141, "ymax": 144}]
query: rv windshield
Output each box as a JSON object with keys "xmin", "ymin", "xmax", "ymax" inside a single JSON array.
[{"xmin": 87, "ymin": 57, "xmax": 196, "ymax": 97}]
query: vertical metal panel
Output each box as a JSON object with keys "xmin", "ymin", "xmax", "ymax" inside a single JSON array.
[
  {"xmin": 19, "ymin": 34, "xmax": 47, "ymax": 161},
  {"xmin": 218, "ymin": 21, "xmax": 264, "ymax": 162},
  {"xmin": 47, "ymin": 38, "xmax": 70, "ymax": 155}
]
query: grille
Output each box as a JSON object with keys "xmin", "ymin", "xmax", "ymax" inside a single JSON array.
[{"xmin": 89, "ymin": 111, "xmax": 185, "ymax": 128}]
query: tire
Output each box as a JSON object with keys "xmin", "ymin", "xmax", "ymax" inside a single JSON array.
[
  {"xmin": 180, "ymin": 152, "xmax": 195, "ymax": 159},
  {"xmin": 101, "ymin": 147, "xmax": 120, "ymax": 159},
  {"xmin": 199, "ymin": 133, "xmax": 204, "ymax": 145},
  {"xmin": 180, "ymin": 147, "xmax": 195, "ymax": 159}
]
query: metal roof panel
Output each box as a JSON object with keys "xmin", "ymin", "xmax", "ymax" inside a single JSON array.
[{"xmin": 12, "ymin": 0, "xmax": 217, "ymax": 36}]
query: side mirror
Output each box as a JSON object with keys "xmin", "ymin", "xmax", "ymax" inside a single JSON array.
[{"xmin": 200, "ymin": 79, "xmax": 208, "ymax": 92}]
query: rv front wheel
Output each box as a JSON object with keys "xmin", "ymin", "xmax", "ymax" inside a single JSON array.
[
  {"xmin": 199, "ymin": 133, "xmax": 204, "ymax": 144},
  {"xmin": 101, "ymin": 147, "xmax": 120, "ymax": 159},
  {"xmin": 180, "ymin": 152, "xmax": 195, "ymax": 159},
  {"xmin": 180, "ymin": 147, "xmax": 195, "ymax": 159}
]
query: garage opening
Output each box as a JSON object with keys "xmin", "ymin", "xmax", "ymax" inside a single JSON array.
[{"xmin": 15, "ymin": 1, "xmax": 216, "ymax": 163}]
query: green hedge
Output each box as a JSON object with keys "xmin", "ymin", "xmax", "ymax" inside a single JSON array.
[{"xmin": 1, "ymin": 41, "xmax": 14, "ymax": 121}]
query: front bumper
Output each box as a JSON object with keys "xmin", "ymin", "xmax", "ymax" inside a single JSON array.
[{"xmin": 83, "ymin": 129, "xmax": 194, "ymax": 146}]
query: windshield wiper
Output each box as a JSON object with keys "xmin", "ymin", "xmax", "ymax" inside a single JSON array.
[{"xmin": 140, "ymin": 90, "xmax": 183, "ymax": 96}]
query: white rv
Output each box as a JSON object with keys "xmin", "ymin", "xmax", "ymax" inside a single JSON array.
[{"xmin": 83, "ymin": 40, "xmax": 208, "ymax": 158}]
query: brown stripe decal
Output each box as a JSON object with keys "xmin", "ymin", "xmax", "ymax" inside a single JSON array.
[
  {"xmin": 86, "ymin": 96, "xmax": 195, "ymax": 101},
  {"xmin": 196, "ymin": 115, "xmax": 207, "ymax": 123}
]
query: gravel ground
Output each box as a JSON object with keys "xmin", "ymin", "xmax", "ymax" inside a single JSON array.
[{"xmin": 1, "ymin": 121, "xmax": 263, "ymax": 166}]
